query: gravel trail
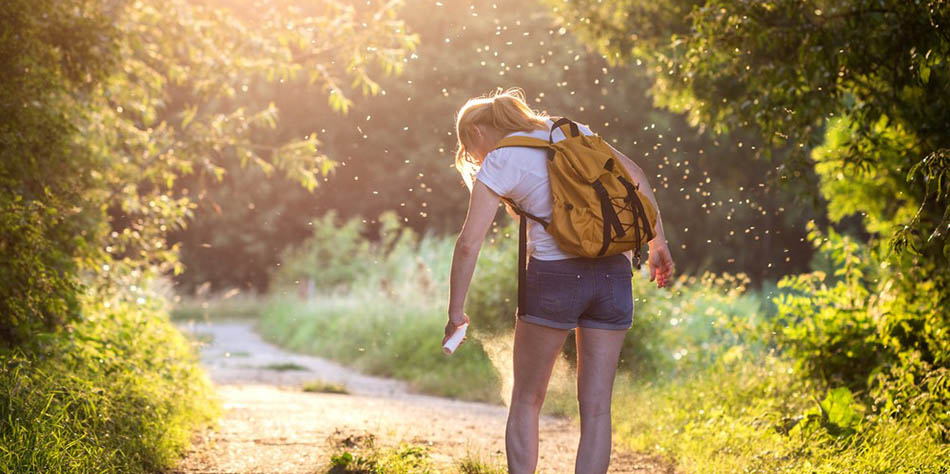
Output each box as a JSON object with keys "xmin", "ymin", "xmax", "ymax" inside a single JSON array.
[{"xmin": 169, "ymin": 320, "xmax": 673, "ymax": 474}]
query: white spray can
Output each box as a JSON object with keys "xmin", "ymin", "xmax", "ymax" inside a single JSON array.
[{"xmin": 442, "ymin": 323, "xmax": 468, "ymax": 355}]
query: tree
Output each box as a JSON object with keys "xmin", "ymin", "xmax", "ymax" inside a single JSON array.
[
  {"xmin": 544, "ymin": 0, "xmax": 949, "ymax": 434},
  {"xmin": 0, "ymin": 0, "xmax": 417, "ymax": 345},
  {"xmin": 171, "ymin": 0, "xmax": 820, "ymax": 292}
]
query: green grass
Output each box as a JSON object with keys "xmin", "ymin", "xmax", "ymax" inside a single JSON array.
[
  {"xmin": 322, "ymin": 432, "xmax": 507, "ymax": 474},
  {"xmin": 258, "ymin": 295, "xmax": 503, "ymax": 403},
  {"xmin": 261, "ymin": 362, "xmax": 310, "ymax": 371},
  {"xmin": 302, "ymin": 380, "xmax": 349, "ymax": 394},
  {"xmin": 612, "ymin": 357, "xmax": 950, "ymax": 473},
  {"xmin": 0, "ymin": 297, "xmax": 218, "ymax": 473},
  {"xmin": 171, "ymin": 293, "xmax": 269, "ymax": 321}
]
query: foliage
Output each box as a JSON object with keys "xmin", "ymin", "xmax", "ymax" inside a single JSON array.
[
  {"xmin": 259, "ymin": 293, "xmax": 501, "ymax": 402},
  {"xmin": 274, "ymin": 211, "xmax": 375, "ymax": 291},
  {"xmin": 260, "ymin": 217, "xmax": 498, "ymax": 401},
  {"xmin": 460, "ymin": 220, "xmax": 520, "ymax": 334},
  {"xmin": 0, "ymin": 292, "xmax": 218, "ymax": 473},
  {"xmin": 172, "ymin": 0, "xmax": 822, "ymax": 293},
  {"xmin": 0, "ymin": 0, "xmax": 115, "ymax": 343},
  {"xmin": 260, "ymin": 214, "xmax": 767, "ymax": 406},
  {"xmin": 773, "ymin": 223, "xmax": 882, "ymax": 388},
  {"xmin": 302, "ymin": 380, "xmax": 349, "ymax": 394},
  {"xmin": 1, "ymin": 0, "xmax": 417, "ymax": 344},
  {"xmin": 170, "ymin": 293, "xmax": 269, "ymax": 321},
  {"xmin": 2, "ymin": 0, "xmax": 416, "ymax": 471},
  {"xmin": 463, "ymin": 219, "xmax": 765, "ymax": 377},
  {"xmin": 260, "ymin": 214, "xmax": 950, "ymax": 472},
  {"xmin": 547, "ymin": 0, "xmax": 950, "ymax": 442},
  {"xmin": 795, "ymin": 387, "xmax": 865, "ymax": 440},
  {"xmin": 774, "ymin": 222, "xmax": 950, "ymax": 439},
  {"xmin": 326, "ymin": 434, "xmax": 433, "ymax": 474}
]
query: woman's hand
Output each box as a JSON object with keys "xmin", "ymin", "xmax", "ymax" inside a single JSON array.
[
  {"xmin": 443, "ymin": 312, "xmax": 470, "ymax": 346},
  {"xmin": 648, "ymin": 240, "xmax": 674, "ymax": 288}
]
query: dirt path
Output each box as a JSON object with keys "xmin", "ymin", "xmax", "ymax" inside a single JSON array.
[{"xmin": 170, "ymin": 320, "xmax": 673, "ymax": 474}]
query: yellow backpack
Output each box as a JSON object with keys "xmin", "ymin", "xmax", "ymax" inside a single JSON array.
[
  {"xmin": 493, "ymin": 117, "xmax": 658, "ymax": 267},
  {"xmin": 494, "ymin": 118, "xmax": 658, "ymax": 318}
]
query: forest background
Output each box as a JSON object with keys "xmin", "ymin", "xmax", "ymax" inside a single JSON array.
[{"xmin": 1, "ymin": 0, "xmax": 947, "ymax": 473}]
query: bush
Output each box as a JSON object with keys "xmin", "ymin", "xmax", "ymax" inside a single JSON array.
[
  {"xmin": 622, "ymin": 271, "xmax": 765, "ymax": 377},
  {"xmin": 274, "ymin": 211, "xmax": 375, "ymax": 291},
  {"xmin": 464, "ymin": 220, "xmax": 520, "ymax": 334},
  {"xmin": 0, "ymin": 296, "xmax": 218, "ymax": 473},
  {"xmin": 773, "ymin": 222, "xmax": 950, "ymax": 439}
]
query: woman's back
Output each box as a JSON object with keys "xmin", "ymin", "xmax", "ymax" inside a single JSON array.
[{"xmin": 474, "ymin": 119, "xmax": 594, "ymax": 260}]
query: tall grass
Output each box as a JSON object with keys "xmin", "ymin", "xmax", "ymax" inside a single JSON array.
[
  {"xmin": 260, "ymin": 294, "xmax": 502, "ymax": 402},
  {"xmin": 171, "ymin": 292, "xmax": 270, "ymax": 321},
  {"xmin": 259, "ymin": 215, "xmax": 583, "ymax": 407},
  {"xmin": 612, "ymin": 356, "xmax": 950, "ymax": 473},
  {"xmin": 0, "ymin": 295, "xmax": 218, "ymax": 473}
]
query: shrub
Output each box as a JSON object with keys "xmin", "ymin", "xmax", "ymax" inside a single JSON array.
[
  {"xmin": 773, "ymin": 221, "xmax": 950, "ymax": 440},
  {"xmin": 464, "ymin": 221, "xmax": 520, "ymax": 334},
  {"xmin": 274, "ymin": 211, "xmax": 375, "ymax": 291},
  {"xmin": 0, "ymin": 295, "xmax": 218, "ymax": 473},
  {"xmin": 624, "ymin": 271, "xmax": 765, "ymax": 377}
]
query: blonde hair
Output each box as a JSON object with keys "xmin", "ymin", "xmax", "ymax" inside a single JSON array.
[{"xmin": 454, "ymin": 88, "xmax": 548, "ymax": 188}]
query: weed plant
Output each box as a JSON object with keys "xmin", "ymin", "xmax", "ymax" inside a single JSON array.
[{"xmin": 303, "ymin": 380, "xmax": 349, "ymax": 394}]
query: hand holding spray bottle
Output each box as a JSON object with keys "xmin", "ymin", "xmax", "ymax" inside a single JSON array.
[{"xmin": 442, "ymin": 323, "xmax": 468, "ymax": 355}]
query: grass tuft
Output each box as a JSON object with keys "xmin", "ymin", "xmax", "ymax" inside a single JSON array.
[
  {"xmin": 455, "ymin": 453, "xmax": 508, "ymax": 474},
  {"xmin": 261, "ymin": 362, "xmax": 310, "ymax": 372},
  {"xmin": 321, "ymin": 432, "xmax": 508, "ymax": 474},
  {"xmin": 303, "ymin": 380, "xmax": 349, "ymax": 394}
]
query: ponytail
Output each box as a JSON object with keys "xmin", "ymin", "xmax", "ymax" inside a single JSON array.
[{"xmin": 454, "ymin": 88, "xmax": 548, "ymax": 189}]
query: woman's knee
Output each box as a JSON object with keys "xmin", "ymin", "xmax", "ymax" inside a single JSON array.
[
  {"xmin": 510, "ymin": 385, "xmax": 547, "ymax": 412},
  {"xmin": 576, "ymin": 392, "xmax": 612, "ymax": 418}
]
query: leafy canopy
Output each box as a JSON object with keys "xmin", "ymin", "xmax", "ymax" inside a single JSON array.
[{"xmin": 0, "ymin": 0, "xmax": 417, "ymax": 345}]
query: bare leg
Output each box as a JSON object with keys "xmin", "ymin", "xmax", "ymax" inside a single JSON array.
[
  {"xmin": 574, "ymin": 327, "xmax": 627, "ymax": 474},
  {"xmin": 506, "ymin": 319, "xmax": 570, "ymax": 474}
]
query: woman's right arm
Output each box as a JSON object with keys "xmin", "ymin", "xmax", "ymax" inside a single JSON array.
[{"xmin": 445, "ymin": 180, "xmax": 501, "ymax": 342}]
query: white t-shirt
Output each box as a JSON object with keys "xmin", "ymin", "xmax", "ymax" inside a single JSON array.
[{"xmin": 475, "ymin": 119, "xmax": 595, "ymax": 261}]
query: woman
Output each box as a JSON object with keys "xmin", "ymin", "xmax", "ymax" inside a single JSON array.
[{"xmin": 444, "ymin": 88, "xmax": 674, "ymax": 474}]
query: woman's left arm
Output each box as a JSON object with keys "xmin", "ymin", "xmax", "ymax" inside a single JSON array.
[
  {"xmin": 608, "ymin": 144, "xmax": 675, "ymax": 288},
  {"xmin": 445, "ymin": 180, "xmax": 502, "ymax": 342}
]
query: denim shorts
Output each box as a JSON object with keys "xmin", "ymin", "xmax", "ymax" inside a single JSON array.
[{"xmin": 520, "ymin": 253, "xmax": 634, "ymax": 330}]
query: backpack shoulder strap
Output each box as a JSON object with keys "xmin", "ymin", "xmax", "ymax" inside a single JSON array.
[
  {"xmin": 549, "ymin": 117, "xmax": 580, "ymax": 142},
  {"xmin": 492, "ymin": 135, "xmax": 550, "ymax": 151}
]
